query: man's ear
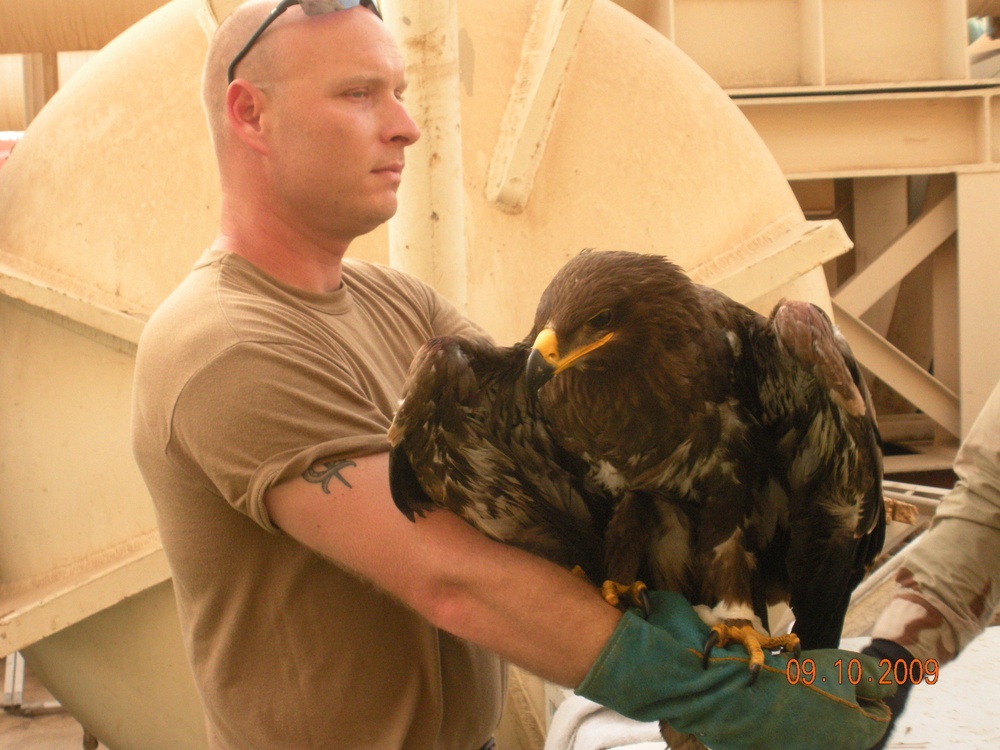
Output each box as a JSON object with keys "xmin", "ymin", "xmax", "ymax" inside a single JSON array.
[{"xmin": 225, "ymin": 81, "xmax": 269, "ymax": 155}]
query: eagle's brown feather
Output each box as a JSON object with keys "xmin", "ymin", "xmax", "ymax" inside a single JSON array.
[{"xmin": 388, "ymin": 337, "xmax": 612, "ymax": 581}]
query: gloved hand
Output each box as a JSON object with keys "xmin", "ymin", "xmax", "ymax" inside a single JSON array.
[
  {"xmin": 576, "ymin": 591, "xmax": 895, "ymax": 750},
  {"xmin": 860, "ymin": 638, "xmax": 916, "ymax": 749}
]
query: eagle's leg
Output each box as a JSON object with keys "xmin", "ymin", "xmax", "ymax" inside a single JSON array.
[
  {"xmin": 569, "ymin": 566, "xmax": 652, "ymax": 618},
  {"xmin": 600, "ymin": 491, "xmax": 659, "ymax": 618},
  {"xmin": 696, "ymin": 529, "xmax": 800, "ymax": 683},
  {"xmin": 702, "ymin": 619, "xmax": 801, "ymax": 685}
]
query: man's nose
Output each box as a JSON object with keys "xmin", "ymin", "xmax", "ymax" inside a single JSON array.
[{"xmin": 389, "ymin": 99, "xmax": 421, "ymax": 145}]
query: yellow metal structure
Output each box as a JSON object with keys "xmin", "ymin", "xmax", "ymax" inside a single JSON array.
[{"xmin": 619, "ymin": 0, "xmax": 1000, "ymax": 465}]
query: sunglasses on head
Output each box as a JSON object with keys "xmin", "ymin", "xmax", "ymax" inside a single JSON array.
[{"xmin": 227, "ymin": 0, "xmax": 383, "ymax": 84}]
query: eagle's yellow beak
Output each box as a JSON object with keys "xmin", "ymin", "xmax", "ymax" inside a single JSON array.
[{"xmin": 525, "ymin": 327, "xmax": 614, "ymax": 391}]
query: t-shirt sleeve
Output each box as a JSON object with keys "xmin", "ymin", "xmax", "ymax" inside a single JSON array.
[
  {"xmin": 386, "ymin": 265, "xmax": 491, "ymax": 343},
  {"xmin": 166, "ymin": 340, "xmax": 391, "ymax": 533}
]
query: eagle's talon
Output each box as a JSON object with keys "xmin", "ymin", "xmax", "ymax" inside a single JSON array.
[
  {"xmin": 600, "ymin": 579, "xmax": 649, "ymax": 613},
  {"xmin": 706, "ymin": 621, "xmax": 800, "ymax": 683},
  {"xmin": 701, "ymin": 629, "xmax": 720, "ymax": 670},
  {"xmin": 638, "ymin": 587, "xmax": 652, "ymax": 620}
]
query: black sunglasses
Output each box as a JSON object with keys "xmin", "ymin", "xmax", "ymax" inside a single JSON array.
[{"xmin": 227, "ymin": 0, "xmax": 383, "ymax": 84}]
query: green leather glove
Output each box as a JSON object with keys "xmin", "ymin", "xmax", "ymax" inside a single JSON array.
[{"xmin": 577, "ymin": 591, "xmax": 895, "ymax": 750}]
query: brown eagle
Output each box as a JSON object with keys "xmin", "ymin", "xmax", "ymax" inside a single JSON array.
[
  {"xmin": 389, "ymin": 250, "xmax": 884, "ymax": 748},
  {"xmin": 388, "ymin": 336, "xmax": 613, "ymax": 582}
]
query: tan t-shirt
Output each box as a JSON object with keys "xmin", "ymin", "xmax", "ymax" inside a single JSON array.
[{"xmin": 132, "ymin": 249, "xmax": 504, "ymax": 749}]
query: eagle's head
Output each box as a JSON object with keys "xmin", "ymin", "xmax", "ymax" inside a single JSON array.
[{"xmin": 525, "ymin": 250, "xmax": 703, "ymax": 393}]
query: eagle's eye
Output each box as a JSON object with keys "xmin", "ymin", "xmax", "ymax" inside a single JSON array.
[{"xmin": 587, "ymin": 310, "xmax": 613, "ymax": 329}]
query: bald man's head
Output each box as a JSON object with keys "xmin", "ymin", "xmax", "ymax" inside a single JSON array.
[
  {"xmin": 201, "ymin": 0, "xmax": 289, "ymax": 152},
  {"xmin": 198, "ymin": 0, "xmax": 417, "ymax": 242},
  {"xmin": 201, "ymin": 1, "xmax": 386, "ymax": 156}
]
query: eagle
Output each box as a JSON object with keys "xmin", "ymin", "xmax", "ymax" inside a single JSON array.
[
  {"xmin": 389, "ymin": 250, "xmax": 884, "ymax": 749},
  {"xmin": 387, "ymin": 336, "xmax": 613, "ymax": 583}
]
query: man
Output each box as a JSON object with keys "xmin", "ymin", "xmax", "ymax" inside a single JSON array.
[
  {"xmin": 132, "ymin": 2, "xmax": 894, "ymax": 748},
  {"xmin": 864, "ymin": 379, "xmax": 1000, "ymax": 748}
]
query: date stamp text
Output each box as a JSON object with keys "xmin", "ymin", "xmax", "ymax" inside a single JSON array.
[{"xmin": 785, "ymin": 657, "xmax": 939, "ymax": 686}]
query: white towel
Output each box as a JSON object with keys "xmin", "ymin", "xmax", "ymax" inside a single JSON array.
[{"xmin": 543, "ymin": 695, "xmax": 664, "ymax": 750}]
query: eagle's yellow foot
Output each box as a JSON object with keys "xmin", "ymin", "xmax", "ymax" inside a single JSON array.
[
  {"xmin": 600, "ymin": 579, "xmax": 651, "ymax": 618},
  {"xmin": 702, "ymin": 620, "xmax": 801, "ymax": 685}
]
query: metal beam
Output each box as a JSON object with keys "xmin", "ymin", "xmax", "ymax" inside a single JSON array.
[
  {"xmin": 485, "ymin": 0, "xmax": 594, "ymax": 212},
  {"xmin": 955, "ymin": 172, "xmax": 1000, "ymax": 429},
  {"xmin": 834, "ymin": 190, "xmax": 957, "ymax": 317},
  {"xmin": 736, "ymin": 87, "xmax": 1000, "ymax": 180},
  {"xmin": 384, "ymin": 0, "xmax": 467, "ymax": 310},
  {"xmin": 833, "ymin": 301, "xmax": 960, "ymax": 437},
  {"xmin": 848, "ymin": 176, "xmax": 908, "ymax": 337},
  {"xmin": 0, "ymin": 250, "xmax": 145, "ymax": 353},
  {"xmin": 21, "ymin": 53, "xmax": 57, "ymax": 126},
  {"xmin": 663, "ymin": 0, "xmax": 969, "ymax": 88},
  {"xmin": 0, "ymin": 530, "xmax": 170, "ymax": 658},
  {"xmin": 689, "ymin": 218, "xmax": 851, "ymax": 303}
]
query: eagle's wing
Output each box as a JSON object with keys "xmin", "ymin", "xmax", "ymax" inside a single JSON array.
[
  {"xmin": 388, "ymin": 336, "xmax": 612, "ymax": 579},
  {"xmin": 762, "ymin": 301, "xmax": 885, "ymax": 649}
]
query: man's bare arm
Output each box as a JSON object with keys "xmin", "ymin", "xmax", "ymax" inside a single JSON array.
[{"xmin": 264, "ymin": 451, "xmax": 621, "ymax": 687}]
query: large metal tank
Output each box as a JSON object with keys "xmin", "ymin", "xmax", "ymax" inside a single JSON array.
[{"xmin": 0, "ymin": 0, "xmax": 848, "ymax": 747}]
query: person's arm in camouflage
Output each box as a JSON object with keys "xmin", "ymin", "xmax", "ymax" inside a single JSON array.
[
  {"xmin": 863, "ymin": 379, "xmax": 1000, "ymax": 747},
  {"xmin": 872, "ymin": 380, "xmax": 1000, "ymax": 663}
]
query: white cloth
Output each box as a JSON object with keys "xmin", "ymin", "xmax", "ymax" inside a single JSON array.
[{"xmin": 543, "ymin": 695, "xmax": 663, "ymax": 750}]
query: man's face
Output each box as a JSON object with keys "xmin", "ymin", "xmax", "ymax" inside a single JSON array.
[{"xmin": 258, "ymin": 8, "xmax": 420, "ymax": 240}]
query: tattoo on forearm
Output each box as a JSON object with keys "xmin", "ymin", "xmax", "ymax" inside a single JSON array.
[{"xmin": 303, "ymin": 459, "xmax": 357, "ymax": 493}]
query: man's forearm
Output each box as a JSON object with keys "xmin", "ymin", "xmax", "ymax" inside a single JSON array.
[
  {"xmin": 265, "ymin": 451, "xmax": 620, "ymax": 687},
  {"xmin": 409, "ymin": 509, "xmax": 622, "ymax": 687}
]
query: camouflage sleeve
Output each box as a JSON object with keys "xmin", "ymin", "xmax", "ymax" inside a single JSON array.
[{"xmin": 870, "ymin": 381, "xmax": 1000, "ymax": 665}]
